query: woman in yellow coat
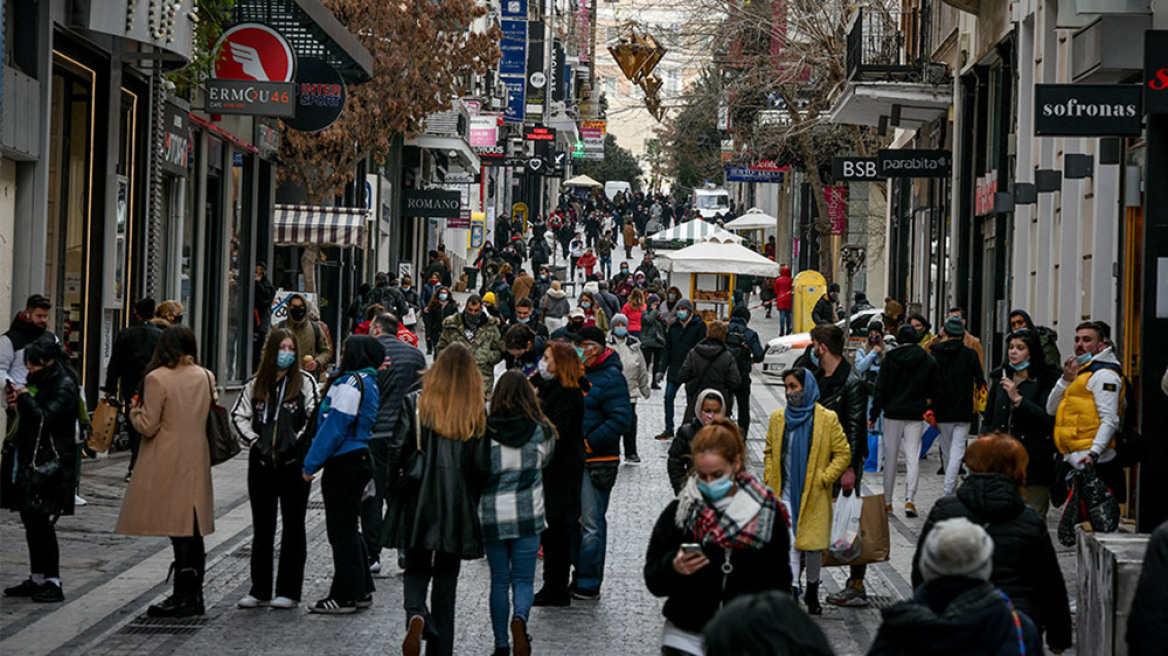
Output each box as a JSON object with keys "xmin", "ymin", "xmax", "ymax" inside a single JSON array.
[{"xmin": 763, "ymin": 367, "xmax": 850, "ymax": 615}]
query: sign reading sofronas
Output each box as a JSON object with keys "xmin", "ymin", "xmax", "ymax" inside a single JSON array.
[
  {"xmin": 1034, "ymin": 84, "xmax": 1143, "ymax": 136},
  {"xmin": 208, "ymin": 23, "xmax": 297, "ymax": 118},
  {"xmin": 402, "ymin": 189, "xmax": 462, "ymax": 218}
]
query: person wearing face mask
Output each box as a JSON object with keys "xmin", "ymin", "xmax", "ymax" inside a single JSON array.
[
  {"xmin": 569, "ymin": 233, "xmax": 587, "ymax": 281},
  {"xmin": 645, "ymin": 419, "xmax": 792, "ymax": 655},
  {"xmin": 1046, "ymin": 320, "xmax": 1127, "ymax": 501},
  {"xmin": 812, "ymin": 283, "xmax": 841, "ymax": 326},
  {"xmin": 763, "ymin": 368, "xmax": 851, "ymax": 615},
  {"xmin": 551, "ymin": 308, "xmax": 587, "ymax": 341},
  {"xmin": 530, "ymin": 342, "xmax": 589, "ymax": 607},
  {"xmin": 570, "ymin": 327, "xmax": 633, "ymax": 601},
  {"xmin": 657, "ymin": 300, "xmax": 707, "ymax": 440},
  {"xmin": 512, "ymin": 298, "xmax": 548, "ymax": 338},
  {"xmin": 503, "ymin": 324, "xmax": 545, "ymax": 377},
  {"xmin": 530, "ymin": 266, "xmax": 553, "ymax": 309},
  {"xmin": 278, "ymin": 294, "xmax": 332, "ymax": 377},
  {"xmin": 662, "ymin": 286, "xmax": 685, "ymax": 324},
  {"xmin": 578, "ymin": 291, "xmax": 609, "ymax": 332},
  {"xmin": 436, "ymin": 295, "xmax": 504, "ymax": 390},
  {"xmin": 423, "ymin": 286, "xmax": 459, "ymax": 356},
  {"xmin": 928, "ymin": 315, "xmax": 987, "ymax": 497},
  {"xmin": 608, "ymin": 314, "xmax": 651, "ymax": 464},
  {"xmin": 667, "ymin": 390, "xmax": 726, "ymax": 494},
  {"xmin": 640, "ymin": 294, "xmax": 667, "ymax": 389},
  {"xmin": 229, "ymin": 329, "xmax": 320, "ymax": 610},
  {"xmin": 609, "ymin": 262, "xmax": 632, "ymax": 291}
]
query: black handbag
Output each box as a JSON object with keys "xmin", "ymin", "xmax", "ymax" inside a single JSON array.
[
  {"xmin": 24, "ymin": 419, "xmax": 63, "ymax": 514},
  {"xmin": 205, "ymin": 371, "xmax": 240, "ymax": 466},
  {"xmin": 393, "ymin": 405, "xmax": 425, "ymax": 493}
]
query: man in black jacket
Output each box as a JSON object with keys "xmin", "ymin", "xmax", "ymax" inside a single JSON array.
[
  {"xmin": 812, "ymin": 283, "xmax": 841, "ymax": 326},
  {"xmin": 929, "ymin": 315, "xmax": 986, "ymax": 496},
  {"xmin": 656, "ymin": 300, "xmax": 707, "ymax": 439},
  {"xmin": 727, "ymin": 305, "xmax": 764, "ymax": 434},
  {"xmin": 103, "ymin": 297, "xmax": 163, "ymax": 480},
  {"xmin": 253, "ymin": 263, "xmax": 277, "ymax": 370},
  {"xmin": 364, "ymin": 313, "xmax": 426, "ymax": 572},
  {"xmin": 871, "ymin": 324, "xmax": 940, "ymax": 517},
  {"xmin": 810, "ymin": 324, "xmax": 871, "ymax": 606}
]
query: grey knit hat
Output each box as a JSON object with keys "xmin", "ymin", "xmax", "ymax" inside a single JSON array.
[{"xmin": 919, "ymin": 518, "xmax": 994, "ymax": 583}]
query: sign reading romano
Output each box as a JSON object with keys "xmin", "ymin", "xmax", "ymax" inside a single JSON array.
[
  {"xmin": 877, "ymin": 149, "xmax": 951, "ymax": 178},
  {"xmin": 1034, "ymin": 84, "xmax": 1142, "ymax": 136},
  {"xmin": 403, "ymin": 189, "xmax": 461, "ymax": 218}
]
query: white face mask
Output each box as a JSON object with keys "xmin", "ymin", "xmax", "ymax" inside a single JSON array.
[{"xmin": 537, "ymin": 358, "xmax": 554, "ymax": 380}]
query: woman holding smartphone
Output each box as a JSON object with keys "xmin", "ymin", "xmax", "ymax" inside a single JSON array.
[{"xmin": 644, "ymin": 419, "xmax": 792, "ymax": 656}]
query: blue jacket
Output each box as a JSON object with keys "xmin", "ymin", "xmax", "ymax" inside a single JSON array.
[
  {"xmin": 303, "ymin": 371, "xmax": 380, "ymax": 475},
  {"xmin": 581, "ymin": 349, "xmax": 632, "ymax": 461}
]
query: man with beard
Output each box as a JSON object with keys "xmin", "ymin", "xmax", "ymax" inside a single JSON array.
[
  {"xmin": 2, "ymin": 294, "xmax": 56, "ymax": 397},
  {"xmin": 436, "ymin": 294, "xmax": 504, "ymax": 389}
]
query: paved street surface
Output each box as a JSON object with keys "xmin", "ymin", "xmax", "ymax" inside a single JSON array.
[{"xmin": 1, "ymin": 247, "xmax": 1080, "ymax": 655}]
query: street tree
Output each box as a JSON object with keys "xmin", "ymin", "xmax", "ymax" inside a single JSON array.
[{"xmin": 575, "ymin": 134, "xmax": 645, "ymax": 191}]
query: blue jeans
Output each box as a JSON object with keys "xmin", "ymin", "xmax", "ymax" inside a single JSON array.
[
  {"xmin": 664, "ymin": 379, "xmax": 681, "ymax": 433},
  {"xmin": 600, "ymin": 256, "xmax": 612, "ymax": 279},
  {"xmin": 576, "ymin": 473, "xmax": 612, "ymax": 593},
  {"xmin": 778, "ymin": 308, "xmax": 793, "ymax": 336},
  {"xmin": 484, "ymin": 536, "xmax": 540, "ymax": 648}
]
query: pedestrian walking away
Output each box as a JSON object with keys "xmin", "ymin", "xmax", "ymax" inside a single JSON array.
[
  {"xmin": 726, "ymin": 306, "xmax": 765, "ymax": 435},
  {"xmin": 301, "ymin": 336, "xmax": 382, "ymax": 614},
  {"xmin": 928, "ymin": 315, "xmax": 986, "ymax": 496},
  {"xmin": 645, "ymin": 419, "xmax": 792, "ymax": 655},
  {"xmin": 763, "ymin": 368, "xmax": 851, "ymax": 614},
  {"xmin": 384, "ymin": 343, "xmax": 491, "ymax": 656},
  {"xmin": 230, "ymin": 329, "xmax": 320, "ymax": 609},
  {"xmin": 679, "ymin": 321, "xmax": 741, "ymax": 425},
  {"xmin": 774, "ymin": 266, "xmax": 794, "ymax": 336},
  {"xmin": 480, "ymin": 371, "xmax": 556, "ymax": 656},
  {"xmin": 102, "ymin": 297, "xmax": 163, "ymax": 480}
]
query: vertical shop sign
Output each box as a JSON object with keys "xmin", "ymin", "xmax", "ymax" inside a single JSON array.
[
  {"xmin": 526, "ymin": 21, "xmax": 546, "ymax": 121},
  {"xmin": 825, "ymin": 185, "xmax": 847, "ymax": 236},
  {"xmin": 500, "ymin": 20, "xmax": 527, "ymax": 77}
]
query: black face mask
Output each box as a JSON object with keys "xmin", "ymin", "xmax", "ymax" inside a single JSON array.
[
  {"xmin": 27, "ymin": 365, "xmax": 52, "ymax": 385},
  {"xmin": 464, "ymin": 311, "xmax": 485, "ymax": 328},
  {"xmin": 289, "ymin": 306, "xmax": 308, "ymax": 321},
  {"xmin": 568, "ymin": 319, "xmax": 584, "ymax": 330}
]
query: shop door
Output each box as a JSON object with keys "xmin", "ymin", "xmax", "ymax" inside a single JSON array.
[{"xmin": 45, "ymin": 54, "xmax": 96, "ymax": 379}]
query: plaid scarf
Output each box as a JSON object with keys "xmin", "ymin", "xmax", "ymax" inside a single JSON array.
[{"xmin": 675, "ymin": 471, "xmax": 787, "ymax": 550}]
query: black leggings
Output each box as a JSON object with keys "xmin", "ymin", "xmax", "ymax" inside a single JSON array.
[{"xmin": 21, "ymin": 509, "xmax": 59, "ymax": 578}]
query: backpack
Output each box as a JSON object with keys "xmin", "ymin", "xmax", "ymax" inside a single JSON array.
[
  {"xmin": 1084, "ymin": 361, "xmax": 1144, "ymax": 467},
  {"xmin": 726, "ymin": 324, "xmax": 752, "ymax": 374}
]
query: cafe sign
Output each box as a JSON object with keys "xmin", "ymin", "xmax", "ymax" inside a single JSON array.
[
  {"xmin": 209, "ymin": 23, "xmax": 297, "ymax": 118},
  {"xmin": 1034, "ymin": 84, "xmax": 1142, "ymax": 136}
]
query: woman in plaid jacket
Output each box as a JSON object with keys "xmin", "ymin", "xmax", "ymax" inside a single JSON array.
[{"xmin": 480, "ymin": 371, "xmax": 556, "ymax": 656}]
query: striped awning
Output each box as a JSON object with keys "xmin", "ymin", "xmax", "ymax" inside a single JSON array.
[
  {"xmin": 646, "ymin": 219, "xmax": 742, "ymax": 249},
  {"xmin": 274, "ymin": 204, "xmax": 369, "ymax": 247}
]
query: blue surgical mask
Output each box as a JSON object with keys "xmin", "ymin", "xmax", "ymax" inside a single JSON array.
[
  {"xmin": 439, "ymin": 293, "xmax": 449, "ymax": 301},
  {"xmin": 810, "ymin": 347, "xmax": 820, "ymax": 367},
  {"xmin": 517, "ymin": 316, "xmax": 530, "ymax": 324},
  {"xmin": 276, "ymin": 351, "xmax": 296, "ymax": 370},
  {"xmin": 574, "ymin": 346, "xmax": 587, "ymax": 361},
  {"xmin": 582, "ymin": 301, "xmax": 592, "ymax": 309},
  {"xmin": 697, "ymin": 475, "xmax": 734, "ymax": 501},
  {"xmin": 1075, "ymin": 352, "xmax": 1093, "ymax": 366},
  {"xmin": 677, "ymin": 310, "xmax": 689, "ymax": 321},
  {"xmin": 1008, "ymin": 360, "xmax": 1030, "ymax": 371},
  {"xmin": 614, "ymin": 326, "xmax": 628, "ymax": 337}
]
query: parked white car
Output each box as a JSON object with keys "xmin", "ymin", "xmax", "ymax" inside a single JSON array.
[{"xmin": 761, "ymin": 309, "xmax": 883, "ymax": 382}]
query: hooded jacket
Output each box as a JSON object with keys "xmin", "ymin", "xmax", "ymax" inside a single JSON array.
[
  {"xmin": 639, "ymin": 307, "xmax": 667, "ymax": 349},
  {"xmin": 680, "ymin": 339, "xmax": 742, "ymax": 413},
  {"xmin": 666, "ymin": 389, "xmax": 725, "ymax": 493},
  {"xmin": 774, "ymin": 266, "xmax": 793, "ymax": 310},
  {"xmin": 541, "ymin": 285, "xmax": 570, "ymax": 320},
  {"xmin": 871, "ymin": 343, "xmax": 941, "ymax": 422},
  {"xmin": 662, "ymin": 312, "xmax": 707, "ymax": 382},
  {"xmin": 927, "ymin": 338, "xmax": 986, "ymax": 423},
  {"xmin": 531, "ymin": 373, "xmax": 588, "ymax": 520},
  {"xmin": 302, "ymin": 371, "xmax": 380, "ymax": 475},
  {"xmin": 868, "ymin": 577, "xmax": 1043, "ymax": 656},
  {"xmin": 581, "ymin": 349, "xmax": 633, "ymax": 462},
  {"xmin": 910, "ymin": 473, "xmax": 1072, "ymax": 651},
  {"xmin": 479, "ymin": 413, "xmax": 555, "ymax": 542}
]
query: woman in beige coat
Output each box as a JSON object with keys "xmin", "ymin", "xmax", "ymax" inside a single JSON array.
[{"xmin": 115, "ymin": 325, "xmax": 215, "ymax": 619}]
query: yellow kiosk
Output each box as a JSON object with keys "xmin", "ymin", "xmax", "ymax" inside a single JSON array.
[{"xmin": 792, "ymin": 270, "xmax": 826, "ymax": 334}]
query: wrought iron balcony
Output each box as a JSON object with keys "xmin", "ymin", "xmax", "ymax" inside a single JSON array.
[{"xmin": 846, "ymin": 5, "xmax": 940, "ymax": 84}]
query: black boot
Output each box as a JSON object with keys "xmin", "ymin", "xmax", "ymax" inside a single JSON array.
[
  {"xmin": 651, "ymin": 372, "xmax": 661, "ymax": 390},
  {"xmin": 147, "ymin": 568, "xmax": 204, "ymax": 618},
  {"xmin": 804, "ymin": 582, "xmax": 822, "ymax": 615}
]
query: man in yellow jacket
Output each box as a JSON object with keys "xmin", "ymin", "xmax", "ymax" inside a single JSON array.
[
  {"xmin": 763, "ymin": 368, "xmax": 851, "ymax": 615},
  {"xmin": 1046, "ymin": 320, "xmax": 1125, "ymax": 497}
]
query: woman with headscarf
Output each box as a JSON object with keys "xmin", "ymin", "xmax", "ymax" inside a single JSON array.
[
  {"xmin": 763, "ymin": 368, "xmax": 851, "ymax": 615},
  {"xmin": 667, "ymin": 389, "xmax": 726, "ymax": 494},
  {"xmin": 300, "ymin": 335, "xmax": 382, "ymax": 614}
]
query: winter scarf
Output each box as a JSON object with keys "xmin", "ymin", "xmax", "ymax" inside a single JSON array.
[
  {"xmin": 783, "ymin": 371, "xmax": 820, "ymax": 531},
  {"xmin": 675, "ymin": 470, "xmax": 784, "ymax": 550},
  {"xmin": 5, "ymin": 313, "xmax": 47, "ymax": 351}
]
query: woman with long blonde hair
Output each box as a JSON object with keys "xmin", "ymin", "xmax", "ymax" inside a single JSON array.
[{"xmin": 385, "ymin": 343, "xmax": 491, "ymax": 656}]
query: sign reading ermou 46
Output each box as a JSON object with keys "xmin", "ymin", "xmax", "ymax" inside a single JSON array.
[{"xmin": 208, "ymin": 23, "xmax": 298, "ymax": 118}]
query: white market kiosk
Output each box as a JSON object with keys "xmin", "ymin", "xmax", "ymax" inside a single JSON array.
[
  {"xmin": 723, "ymin": 207, "xmax": 778, "ymax": 253},
  {"xmin": 657, "ymin": 235, "xmax": 782, "ymax": 321}
]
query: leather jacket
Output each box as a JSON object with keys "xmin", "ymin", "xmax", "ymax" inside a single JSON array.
[{"xmin": 817, "ymin": 359, "xmax": 868, "ymax": 470}]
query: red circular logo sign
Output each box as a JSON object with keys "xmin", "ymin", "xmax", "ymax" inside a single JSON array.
[{"xmin": 213, "ymin": 23, "xmax": 296, "ymax": 83}]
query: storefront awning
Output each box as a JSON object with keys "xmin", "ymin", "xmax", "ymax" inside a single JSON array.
[
  {"xmin": 405, "ymin": 134, "xmax": 482, "ymax": 171},
  {"xmin": 275, "ymin": 204, "xmax": 369, "ymax": 247},
  {"xmin": 231, "ymin": 0, "xmax": 374, "ymax": 82},
  {"xmin": 827, "ymin": 82, "xmax": 952, "ymax": 129}
]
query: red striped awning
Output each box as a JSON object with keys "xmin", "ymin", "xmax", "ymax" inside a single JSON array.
[{"xmin": 274, "ymin": 204, "xmax": 368, "ymax": 247}]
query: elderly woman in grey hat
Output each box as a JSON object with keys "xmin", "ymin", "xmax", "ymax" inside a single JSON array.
[
  {"xmin": 608, "ymin": 313, "xmax": 650, "ymax": 464},
  {"xmin": 867, "ymin": 518, "xmax": 1045, "ymax": 656}
]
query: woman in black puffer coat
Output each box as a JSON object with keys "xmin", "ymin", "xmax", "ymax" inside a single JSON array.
[
  {"xmin": 911, "ymin": 433, "xmax": 1072, "ymax": 654},
  {"xmin": 678, "ymin": 322, "xmax": 740, "ymax": 426},
  {"xmin": 1, "ymin": 337, "xmax": 79, "ymax": 603},
  {"xmin": 982, "ymin": 328, "xmax": 1058, "ymax": 517}
]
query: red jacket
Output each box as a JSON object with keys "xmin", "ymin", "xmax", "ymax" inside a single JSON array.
[{"xmin": 774, "ymin": 266, "xmax": 794, "ymax": 310}]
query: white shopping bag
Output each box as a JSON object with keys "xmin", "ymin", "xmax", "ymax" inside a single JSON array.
[{"xmin": 829, "ymin": 492, "xmax": 863, "ymax": 563}]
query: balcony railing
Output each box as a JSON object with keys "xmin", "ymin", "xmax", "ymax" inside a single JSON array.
[{"xmin": 846, "ymin": 5, "xmax": 936, "ymax": 83}]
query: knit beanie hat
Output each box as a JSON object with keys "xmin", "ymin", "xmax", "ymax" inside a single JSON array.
[
  {"xmin": 483, "ymin": 292, "xmax": 497, "ymax": 305},
  {"xmin": 943, "ymin": 315, "xmax": 966, "ymax": 337},
  {"xmin": 611, "ymin": 313, "xmax": 629, "ymax": 326},
  {"xmin": 919, "ymin": 518, "xmax": 994, "ymax": 583},
  {"xmin": 896, "ymin": 324, "xmax": 918, "ymax": 345}
]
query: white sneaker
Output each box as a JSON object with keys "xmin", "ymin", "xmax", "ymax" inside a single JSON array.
[
  {"xmin": 74, "ymin": 494, "xmax": 87, "ymax": 506},
  {"xmin": 237, "ymin": 594, "xmax": 270, "ymax": 609},
  {"xmin": 369, "ymin": 560, "xmax": 381, "ymax": 574},
  {"xmin": 270, "ymin": 596, "xmax": 298, "ymax": 609}
]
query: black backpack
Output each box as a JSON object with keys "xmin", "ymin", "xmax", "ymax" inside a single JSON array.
[
  {"xmin": 726, "ymin": 325, "xmax": 752, "ymax": 374},
  {"xmin": 1084, "ymin": 361, "xmax": 1144, "ymax": 467}
]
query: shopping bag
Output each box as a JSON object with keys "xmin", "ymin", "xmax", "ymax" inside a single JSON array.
[
  {"xmin": 87, "ymin": 397, "xmax": 120, "ymax": 452},
  {"xmin": 864, "ymin": 431, "xmax": 880, "ymax": 473},
  {"xmin": 823, "ymin": 494, "xmax": 891, "ymax": 566},
  {"xmin": 402, "ymin": 307, "xmax": 418, "ymax": 327},
  {"xmin": 828, "ymin": 492, "xmax": 863, "ymax": 563},
  {"xmin": 919, "ymin": 424, "xmax": 940, "ymax": 459}
]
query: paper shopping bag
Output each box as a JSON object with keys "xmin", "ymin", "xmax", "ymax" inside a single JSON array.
[
  {"xmin": 823, "ymin": 493, "xmax": 891, "ymax": 567},
  {"xmin": 87, "ymin": 398, "xmax": 120, "ymax": 452}
]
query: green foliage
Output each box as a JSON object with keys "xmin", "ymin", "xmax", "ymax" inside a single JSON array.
[
  {"xmin": 663, "ymin": 68, "xmax": 723, "ymax": 201},
  {"xmin": 167, "ymin": 0, "xmax": 236, "ymax": 99},
  {"xmin": 575, "ymin": 134, "xmax": 644, "ymax": 192}
]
